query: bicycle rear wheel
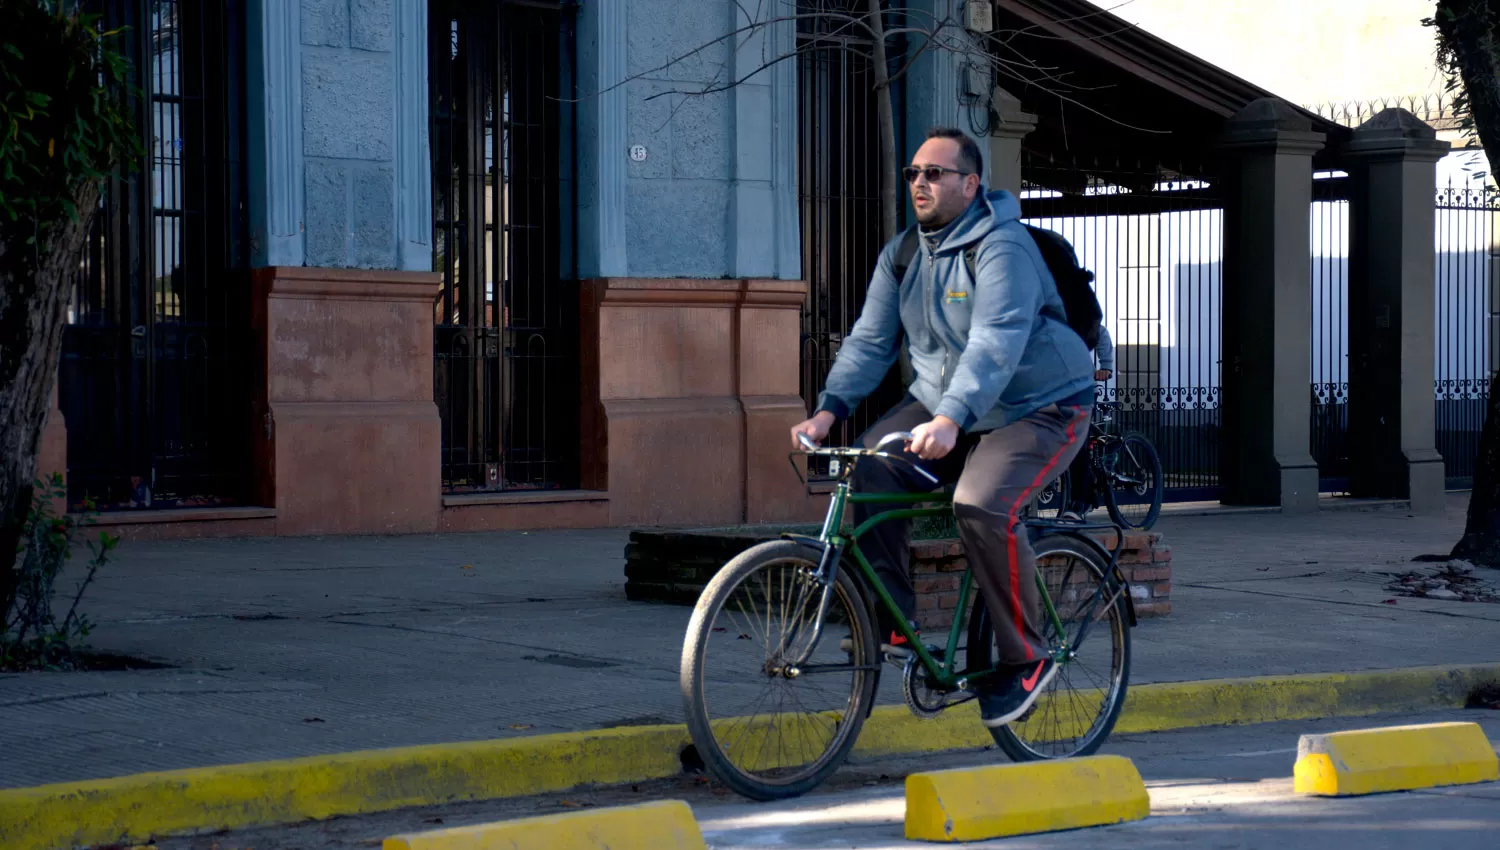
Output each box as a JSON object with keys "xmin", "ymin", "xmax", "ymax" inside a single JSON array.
[
  {"xmin": 1029, "ymin": 469, "xmax": 1071, "ymax": 519},
  {"xmin": 680, "ymin": 539, "xmax": 879, "ymax": 801},
  {"xmin": 1104, "ymin": 432, "xmax": 1163, "ymax": 530},
  {"xmin": 967, "ymin": 533, "xmax": 1130, "ymax": 761}
]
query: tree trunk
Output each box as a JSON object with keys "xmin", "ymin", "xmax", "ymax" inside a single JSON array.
[
  {"xmin": 1433, "ymin": 1, "xmax": 1500, "ymax": 564},
  {"xmin": 868, "ymin": 0, "xmax": 898, "ymax": 242},
  {"xmin": 0, "ymin": 181, "xmax": 102, "ymax": 605},
  {"xmin": 1450, "ymin": 376, "xmax": 1500, "ymax": 564}
]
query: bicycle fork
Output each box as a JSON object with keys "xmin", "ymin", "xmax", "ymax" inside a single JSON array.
[
  {"xmin": 773, "ymin": 486, "xmax": 851, "ymax": 671},
  {"xmin": 776, "ymin": 539, "xmax": 843, "ymax": 671}
]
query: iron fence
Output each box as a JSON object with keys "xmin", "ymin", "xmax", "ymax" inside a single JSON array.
[
  {"xmin": 1021, "ymin": 156, "xmax": 1224, "ymax": 503},
  {"xmin": 1310, "ymin": 175, "xmax": 1350, "ymax": 494},
  {"xmin": 796, "ymin": 3, "xmax": 906, "ymax": 466},
  {"xmin": 429, "ymin": 0, "xmax": 578, "ymax": 493},
  {"xmin": 1434, "ymin": 182, "xmax": 1495, "ymax": 488},
  {"xmin": 60, "ymin": 0, "xmax": 251, "ymax": 511}
]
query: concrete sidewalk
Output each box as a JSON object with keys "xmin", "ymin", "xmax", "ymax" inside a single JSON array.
[{"xmin": 3, "ymin": 494, "xmax": 1499, "ymax": 789}]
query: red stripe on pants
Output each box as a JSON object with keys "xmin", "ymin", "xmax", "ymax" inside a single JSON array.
[{"xmin": 1004, "ymin": 409, "xmax": 1090, "ymax": 661}]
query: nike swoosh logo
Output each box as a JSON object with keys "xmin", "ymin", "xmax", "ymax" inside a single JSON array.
[{"xmin": 1021, "ymin": 662, "xmax": 1045, "ymax": 692}]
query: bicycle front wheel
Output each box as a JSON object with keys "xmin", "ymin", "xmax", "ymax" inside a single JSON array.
[
  {"xmin": 1105, "ymin": 432, "xmax": 1163, "ymax": 530},
  {"xmin": 967, "ymin": 533, "xmax": 1131, "ymax": 761},
  {"xmin": 680, "ymin": 539, "xmax": 879, "ymax": 801}
]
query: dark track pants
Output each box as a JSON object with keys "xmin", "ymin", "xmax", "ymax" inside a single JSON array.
[{"xmin": 850, "ymin": 396, "xmax": 1092, "ymax": 665}]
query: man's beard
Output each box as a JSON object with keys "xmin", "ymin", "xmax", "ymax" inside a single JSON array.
[{"xmin": 915, "ymin": 205, "xmax": 952, "ymax": 228}]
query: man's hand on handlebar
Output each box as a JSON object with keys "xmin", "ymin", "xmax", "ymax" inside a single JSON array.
[
  {"xmin": 909, "ymin": 416, "xmax": 959, "ymax": 461},
  {"xmin": 790, "ymin": 411, "xmax": 836, "ymax": 450}
]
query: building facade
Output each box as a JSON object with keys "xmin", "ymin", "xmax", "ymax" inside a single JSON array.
[
  {"xmin": 37, "ymin": 0, "xmax": 1466, "ymax": 539},
  {"xmin": 38, "ymin": 0, "xmax": 981, "ymax": 538}
]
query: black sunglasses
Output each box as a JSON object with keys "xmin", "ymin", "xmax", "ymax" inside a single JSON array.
[{"xmin": 903, "ymin": 165, "xmax": 970, "ymax": 184}]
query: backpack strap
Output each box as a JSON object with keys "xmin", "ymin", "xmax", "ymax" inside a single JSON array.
[
  {"xmin": 891, "ymin": 225, "xmax": 919, "ymax": 387},
  {"xmin": 892, "ymin": 225, "xmax": 920, "ymax": 284}
]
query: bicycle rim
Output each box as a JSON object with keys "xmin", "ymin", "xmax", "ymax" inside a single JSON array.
[
  {"xmin": 970, "ymin": 535, "xmax": 1130, "ymax": 760},
  {"xmin": 1029, "ymin": 470, "xmax": 1070, "ymax": 519},
  {"xmin": 1105, "ymin": 433, "xmax": 1163, "ymax": 530},
  {"xmin": 680, "ymin": 540, "xmax": 878, "ymax": 801}
]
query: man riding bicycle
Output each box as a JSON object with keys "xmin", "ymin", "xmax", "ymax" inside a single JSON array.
[{"xmin": 790, "ymin": 127, "xmax": 1097, "ymax": 727}]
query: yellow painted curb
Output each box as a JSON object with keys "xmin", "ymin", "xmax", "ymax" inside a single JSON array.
[
  {"xmin": 0, "ymin": 725, "xmax": 691, "ymax": 850},
  {"xmin": 1292, "ymin": 721, "xmax": 1500, "ymax": 796},
  {"xmin": 851, "ymin": 662, "xmax": 1500, "ymax": 758},
  {"xmin": 382, "ymin": 799, "xmax": 706, "ymax": 850},
  {"xmin": 904, "ymin": 754, "xmax": 1148, "ymax": 842},
  {"xmin": 1, "ymin": 662, "xmax": 1497, "ymax": 850}
]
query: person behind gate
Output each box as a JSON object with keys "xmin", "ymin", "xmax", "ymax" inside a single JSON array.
[{"xmin": 789, "ymin": 126, "xmax": 1096, "ymax": 727}]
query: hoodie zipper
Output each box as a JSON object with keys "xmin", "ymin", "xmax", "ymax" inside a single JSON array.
[{"xmin": 924, "ymin": 244, "xmax": 951, "ymax": 393}]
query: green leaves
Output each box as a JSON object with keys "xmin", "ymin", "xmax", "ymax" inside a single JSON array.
[
  {"xmin": 0, "ymin": 1, "xmax": 142, "ymax": 229},
  {"xmin": 2, "ymin": 472, "xmax": 120, "ymax": 672}
]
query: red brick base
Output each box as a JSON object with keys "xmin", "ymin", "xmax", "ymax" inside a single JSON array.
[{"xmin": 911, "ymin": 531, "xmax": 1172, "ymax": 632}]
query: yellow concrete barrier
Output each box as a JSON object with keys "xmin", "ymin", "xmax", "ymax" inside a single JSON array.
[
  {"xmin": 382, "ymin": 799, "xmax": 707, "ymax": 850},
  {"xmin": 1293, "ymin": 721, "xmax": 1500, "ymax": 796},
  {"xmin": 904, "ymin": 754, "xmax": 1149, "ymax": 842}
]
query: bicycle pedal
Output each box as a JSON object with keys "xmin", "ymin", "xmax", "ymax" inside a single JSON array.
[{"xmin": 883, "ymin": 643, "xmax": 914, "ymax": 662}]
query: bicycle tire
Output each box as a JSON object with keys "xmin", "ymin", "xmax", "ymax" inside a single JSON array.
[
  {"xmin": 680, "ymin": 539, "xmax": 879, "ymax": 801},
  {"xmin": 966, "ymin": 533, "xmax": 1131, "ymax": 761},
  {"xmin": 1104, "ymin": 431, "xmax": 1164, "ymax": 530}
]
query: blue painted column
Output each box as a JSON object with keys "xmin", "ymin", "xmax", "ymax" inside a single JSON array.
[
  {"xmin": 394, "ymin": 0, "xmax": 431, "ymax": 272},
  {"xmin": 576, "ymin": 0, "xmax": 629, "ymax": 279},
  {"xmin": 902, "ymin": 0, "xmax": 966, "ymax": 164},
  {"xmin": 769, "ymin": 9, "xmax": 801, "ymax": 281},
  {"xmin": 729, "ymin": 6, "xmax": 800, "ymax": 280},
  {"xmin": 246, "ymin": 0, "xmax": 306, "ymax": 267}
]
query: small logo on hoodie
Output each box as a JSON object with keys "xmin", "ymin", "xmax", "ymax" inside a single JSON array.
[{"xmin": 944, "ymin": 289, "xmax": 969, "ymax": 304}]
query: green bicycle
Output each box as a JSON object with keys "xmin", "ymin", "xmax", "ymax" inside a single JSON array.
[{"xmin": 678, "ymin": 430, "xmax": 1137, "ymax": 801}]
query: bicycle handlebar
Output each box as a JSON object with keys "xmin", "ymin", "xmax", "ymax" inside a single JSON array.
[{"xmin": 795, "ymin": 430, "xmax": 938, "ymax": 485}]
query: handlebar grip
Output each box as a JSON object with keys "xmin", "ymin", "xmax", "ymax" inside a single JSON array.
[
  {"xmin": 796, "ymin": 432, "xmax": 820, "ymax": 451},
  {"xmin": 875, "ymin": 431, "xmax": 916, "ymax": 452}
]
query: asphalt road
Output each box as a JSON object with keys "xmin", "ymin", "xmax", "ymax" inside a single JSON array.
[
  {"xmin": 695, "ymin": 709, "xmax": 1500, "ymax": 849},
  {"xmin": 149, "ymin": 707, "xmax": 1500, "ymax": 850}
]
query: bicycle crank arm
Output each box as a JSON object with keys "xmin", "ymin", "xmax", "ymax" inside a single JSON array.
[{"xmin": 781, "ymin": 662, "xmax": 883, "ymax": 677}]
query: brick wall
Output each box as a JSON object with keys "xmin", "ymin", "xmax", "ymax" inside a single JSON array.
[{"xmin": 911, "ymin": 531, "xmax": 1172, "ymax": 633}]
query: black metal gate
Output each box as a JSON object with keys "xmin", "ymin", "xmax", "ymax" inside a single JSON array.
[
  {"xmin": 797, "ymin": 2, "xmax": 905, "ymax": 457},
  {"xmin": 60, "ymin": 0, "xmax": 251, "ymax": 511},
  {"xmin": 1435, "ymin": 181, "xmax": 1495, "ymax": 487},
  {"xmin": 1021, "ymin": 155, "xmax": 1224, "ymax": 503},
  {"xmin": 429, "ymin": 0, "xmax": 578, "ymax": 493}
]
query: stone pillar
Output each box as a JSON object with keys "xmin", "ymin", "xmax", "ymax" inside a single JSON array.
[
  {"xmin": 252, "ymin": 268, "xmax": 442, "ymax": 535},
  {"xmin": 579, "ymin": 280, "xmax": 748, "ymax": 528},
  {"xmin": 987, "ymin": 86, "xmax": 1036, "ymax": 194},
  {"xmin": 575, "ymin": 0, "xmax": 629, "ymax": 279},
  {"xmin": 1217, "ymin": 99, "xmax": 1325, "ymax": 511},
  {"xmin": 739, "ymin": 281, "xmax": 816, "ymax": 523},
  {"xmin": 1345, "ymin": 109, "xmax": 1450, "ymax": 514},
  {"xmin": 393, "ymin": 0, "xmax": 432, "ymax": 272},
  {"xmin": 246, "ymin": 0, "xmax": 305, "ymax": 267},
  {"xmin": 1491, "ymin": 202, "xmax": 1500, "ymax": 380}
]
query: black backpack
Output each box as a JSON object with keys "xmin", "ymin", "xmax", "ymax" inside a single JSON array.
[{"xmin": 892, "ymin": 224, "xmax": 1103, "ymax": 350}]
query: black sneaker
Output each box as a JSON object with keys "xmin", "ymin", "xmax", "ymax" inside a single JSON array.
[{"xmin": 977, "ymin": 657, "xmax": 1057, "ymax": 727}]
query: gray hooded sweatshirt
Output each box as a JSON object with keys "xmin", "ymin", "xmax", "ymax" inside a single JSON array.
[{"xmin": 816, "ymin": 187, "xmax": 1095, "ymax": 433}]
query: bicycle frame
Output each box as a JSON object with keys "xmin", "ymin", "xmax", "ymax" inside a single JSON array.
[{"xmin": 785, "ymin": 440, "xmax": 1130, "ymax": 694}]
